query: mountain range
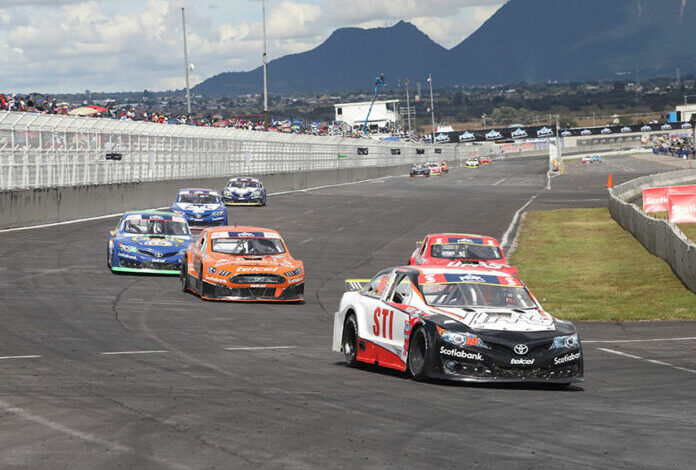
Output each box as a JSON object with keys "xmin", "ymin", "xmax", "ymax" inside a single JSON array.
[{"xmin": 193, "ymin": 0, "xmax": 696, "ymax": 95}]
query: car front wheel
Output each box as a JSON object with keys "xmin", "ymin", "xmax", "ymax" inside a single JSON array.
[
  {"xmin": 408, "ymin": 327, "xmax": 430, "ymax": 381},
  {"xmin": 180, "ymin": 255, "xmax": 189, "ymax": 292},
  {"xmin": 342, "ymin": 314, "xmax": 359, "ymax": 367}
]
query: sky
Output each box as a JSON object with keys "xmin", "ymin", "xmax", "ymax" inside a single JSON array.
[{"xmin": 0, "ymin": 0, "xmax": 504, "ymax": 93}]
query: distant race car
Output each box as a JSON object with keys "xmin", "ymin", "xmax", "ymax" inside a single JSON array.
[
  {"xmin": 439, "ymin": 161, "xmax": 449, "ymax": 173},
  {"xmin": 582, "ymin": 155, "xmax": 602, "ymax": 164},
  {"xmin": 171, "ymin": 188, "xmax": 228, "ymax": 230},
  {"xmin": 479, "ymin": 155, "xmax": 492, "ymax": 165},
  {"xmin": 108, "ymin": 211, "xmax": 193, "ymax": 275},
  {"xmin": 428, "ymin": 163, "xmax": 442, "ymax": 176},
  {"xmin": 181, "ymin": 226, "xmax": 304, "ymax": 302},
  {"xmin": 410, "ymin": 164, "xmax": 430, "ymax": 177},
  {"xmin": 222, "ymin": 177, "xmax": 267, "ymax": 206},
  {"xmin": 332, "ymin": 265, "xmax": 584, "ymax": 384},
  {"xmin": 465, "ymin": 158, "xmax": 480, "ymax": 168},
  {"xmin": 408, "ymin": 233, "xmax": 518, "ymax": 277}
]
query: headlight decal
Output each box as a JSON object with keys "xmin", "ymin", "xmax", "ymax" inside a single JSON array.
[
  {"xmin": 285, "ymin": 267, "xmax": 302, "ymax": 277},
  {"xmin": 119, "ymin": 244, "xmax": 138, "ymax": 253},
  {"xmin": 550, "ymin": 334, "xmax": 579, "ymax": 349},
  {"xmin": 437, "ymin": 326, "xmax": 490, "ymax": 349}
]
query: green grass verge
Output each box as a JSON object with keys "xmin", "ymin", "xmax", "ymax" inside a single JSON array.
[
  {"xmin": 511, "ymin": 208, "xmax": 696, "ymax": 321},
  {"xmin": 646, "ymin": 211, "xmax": 696, "ymax": 242}
]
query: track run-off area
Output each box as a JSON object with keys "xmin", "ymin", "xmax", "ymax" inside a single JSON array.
[{"xmin": 0, "ymin": 154, "xmax": 695, "ymax": 469}]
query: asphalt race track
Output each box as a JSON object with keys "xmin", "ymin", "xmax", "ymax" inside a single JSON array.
[{"xmin": 1, "ymin": 154, "xmax": 695, "ymax": 469}]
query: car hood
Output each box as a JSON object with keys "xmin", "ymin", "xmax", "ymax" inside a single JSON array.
[
  {"xmin": 212, "ymin": 254, "xmax": 299, "ymax": 271},
  {"xmin": 117, "ymin": 234, "xmax": 191, "ymax": 249},
  {"xmin": 226, "ymin": 187, "xmax": 261, "ymax": 195},
  {"xmin": 430, "ymin": 306, "xmax": 556, "ymax": 332},
  {"xmin": 173, "ymin": 202, "xmax": 222, "ymax": 213}
]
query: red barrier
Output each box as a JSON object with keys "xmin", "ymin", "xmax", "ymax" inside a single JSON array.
[
  {"xmin": 643, "ymin": 185, "xmax": 696, "ymax": 213},
  {"xmin": 668, "ymin": 193, "xmax": 696, "ymax": 223}
]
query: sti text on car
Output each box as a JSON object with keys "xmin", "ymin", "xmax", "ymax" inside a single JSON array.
[
  {"xmin": 108, "ymin": 211, "xmax": 193, "ymax": 274},
  {"xmin": 181, "ymin": 226, "xmax": 304, "ymax": 301},
  {"xmin": 334, "ymin": 266, "xmax": 583, "ymax": 384},
  {"xmin": 171, "ymin": 188, "xmax": 228, "ymax": 229},
  {"xmin": 409, "ymin": 233, "xmax": 518, "ymax": 277},
  {"xmin": 222, "ymin": 177, "xmax": 267, "ymax": 206}
]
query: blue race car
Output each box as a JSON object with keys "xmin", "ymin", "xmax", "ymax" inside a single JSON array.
[
  {"xmin": 222, "ymin": 177, "xmax": 267, "ymax": 206},
  {"xmin": 107, "ymin": 211, "xmax": 193, "ymax": 274},
  {"xmin": 170, "ymin": 188, "xmax": 228, "ymax": 229}
]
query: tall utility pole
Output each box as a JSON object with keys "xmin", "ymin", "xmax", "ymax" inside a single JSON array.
[
  {"xmin": 428, "ymin": 74, "xmax": 435, "ymax": 143},
  {"xmin": 405, "ymin": 78, "xmax": 412, "ymax": 138},
  {"xmin": 262, "ymin": 0, "xmax": 269, "ymax": 130},
  {"xmin": 181, "ymin": 7, "xmax": 192, "ymax": 116}
]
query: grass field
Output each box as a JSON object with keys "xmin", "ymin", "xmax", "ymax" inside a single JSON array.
[
  {"xmin": 511, "ymin": 208, "xmax": 696, "ymax": 321},
  {"xmin": 646, "ymin": 211, "xmax": 696, "ymax": 242}
]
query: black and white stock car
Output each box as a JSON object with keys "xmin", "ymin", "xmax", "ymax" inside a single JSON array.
[{"xmin": 333, "ymin": 266, "xmax": 584, "ymax": 385}]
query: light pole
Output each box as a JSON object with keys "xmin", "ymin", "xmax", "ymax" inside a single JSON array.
[
  {"xmin": 262, "ymin": 0, "xmax": 269, "ymax": 130},
  {"xmin": 405, "ymin": 78, "xmax": 412, "ymax": 138},
  {"xmin": 181, "ymin": 7, "xmax": 192, "ymax": 116},
  {"xmin": 428, "ymin": 74, "xmax": 435, "ymax": 143}
]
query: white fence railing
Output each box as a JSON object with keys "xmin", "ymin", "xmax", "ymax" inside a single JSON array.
[{"xmin": 0, "ymin": 111, "xmax": 499, "ymax": 191}]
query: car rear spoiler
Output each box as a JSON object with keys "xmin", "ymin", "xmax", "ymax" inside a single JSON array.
[{"xmin": 345, "ymin": 279, "xmax": 370, "ymax": 292}]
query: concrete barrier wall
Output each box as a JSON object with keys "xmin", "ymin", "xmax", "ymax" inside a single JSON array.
[
  {"xmin": 0, "ymin": 163, "xmax": 412, "ymax": 230},
  {"xmin": 608, "ymin": 169, "xmax": 696, "ymax": 292}
]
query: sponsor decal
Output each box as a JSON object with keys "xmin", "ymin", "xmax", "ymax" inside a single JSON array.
[
  {"xmin": 439, "ymin": 346, "xmax": 483, "ymax": 361},
  {"xmin": 513, "ymin": 344, "xmax": 529, "ymax": 355},
  {"xmin": 510, "ymin": 358, "xmax": 535, "ymax": 365},
  {"xmin": 205, "ymin": 275, "xmax": 227, "ymax": 283},
  {"xmin": 643, "ymin": 185, "xmax": 696, "ymax": 213},
  {"xmin": 236, "ymin": 266, "xmax": 279, "ymax": 272},
  {"xmin": 288, "ymin": 277, "xmax": 304, "ymax": 284},
  {"xmin": 150, "ymin": 258, "xmax": 165, "ymax": 263},
  {"xmin": 669, "ymin": 193, "xmax": 696, "ymax": 223},
  {"xmin": 460, "ymin": 274, "xmax": 485, "ymax": 282},
  {"xmin": 118, "ymin": 254, "xmax": 138, "ymax": 260},
  {"xmin": 554, "ymin": 351, "xmax": 581, "ymax": 365},
  {"xmin": 249, "ymin": 284, "xmax": 267, "ymax": 288}
]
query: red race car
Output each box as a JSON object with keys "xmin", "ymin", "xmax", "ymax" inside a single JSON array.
[
  {"xmin": 408, "ymin": 233, "xmax": 518, "ymax": 277},
  {"xmin": 480, "ymin": 156, "xmax": 492, "ymax": 164}
]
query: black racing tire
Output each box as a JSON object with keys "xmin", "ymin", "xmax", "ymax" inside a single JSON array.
[
  {"xmin": 180, "ymin": 255, "xmax": 189, "ymax": 292},
  {"xmin": 107, "ymin": 243, "xmax": 112, "ymax": 269},
  {"xmin": 408, "ymin": 326, "xmax": 430, "ymax": 381},
  {"xmin": 342, "ymin": 314, "xmax": 359, "ymax": 367}
]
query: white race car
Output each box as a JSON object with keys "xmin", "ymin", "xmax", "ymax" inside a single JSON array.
[
  {"xmin": 465, "ymin": 158, "xmax": 480, "ymax": 168},
  {"xmin": 333, "ymin": 266, "xmax": 584, "ymax": 384}
]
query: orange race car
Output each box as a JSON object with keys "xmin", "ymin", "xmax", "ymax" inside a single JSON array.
[
  {"xmin": 180, "ymin": 226, "xmax": 304, "ymax": 301},
  {"xmin": 439, "ymin": 161, "xmax": 449, "ymax": 173}
]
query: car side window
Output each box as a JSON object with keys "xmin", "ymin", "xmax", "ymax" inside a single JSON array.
[
  {"xmin": 364, "ymin": 271, "xmax": 390, "ymax": 298},
  {"xmin": 419, "ymin": 239, "xmax": 428, "ymax": 256},
  {"xmin": 199, "ymin": 234, "xmax": 207, "ymax": 252},
  {"xmin": 388, "ymin": 274, "xmax": 412, "ymax": 305}
]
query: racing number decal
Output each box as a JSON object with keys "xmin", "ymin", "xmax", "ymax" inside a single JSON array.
[{"xmin": 373, "ymin": 307, "xmax": 394, "ymax": 339}]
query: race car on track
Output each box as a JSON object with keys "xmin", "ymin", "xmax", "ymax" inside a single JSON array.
[
  {"xmin": 581, "ymin": 155, "xmax": 602, "ymax": 164},
  {"xmin": 108, "ymin": 211, "xmax": 193, "ymax": 274},
  {"xmin": 333, "ymin": 265, "xmax": 584, "ymax": 384},
  {"xmin": 222, "ymin": 177, "xmax": 267, "ymax": 206},
  {"xmin": 465, "ymin": 158, "xmax": 480, "ymax": 168},
  {"xmin": 427, "ymin": 162, "xmax": 442, "ymax": 176},
  {"xmin": 408, "ymin": 233, "xmax": 518, "ymax": 277},
  {"xmin": 439, "ymin": 161, "xmax": 449, "ymax": 173},
  {"xmin": 479, "ymin": 156, "xmax": 492, "ymax": 165},
  {"xmin": 171, "ymin": 188, "xmax": 228, "ymax": 230},
  {"xmin": 181, "ymin": 226, "xmax": 304, "ymax": 302},
  {"xmin": 410, "ymin": 164, "xmax": 430, "ymax": 177}
]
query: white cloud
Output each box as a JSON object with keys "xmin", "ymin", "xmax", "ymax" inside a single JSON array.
[{"xmin": 0, "ymin": 0, "xmax": 504, "ymax": 93}]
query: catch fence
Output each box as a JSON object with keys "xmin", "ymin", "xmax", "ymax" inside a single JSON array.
[{"xmin": 0, "ymin": 111, "xmax": 495, "ymax": 191}]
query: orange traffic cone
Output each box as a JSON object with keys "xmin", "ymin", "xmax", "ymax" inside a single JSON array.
[{"xmin": 607, "ymin": 173, "xmax": 613, "ymax": 188}]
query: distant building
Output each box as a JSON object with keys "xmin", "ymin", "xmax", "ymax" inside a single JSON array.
[
  {"xmin": 334, "ymin": 99, "xmax": 399, "ymax": 130},
  {"xmin": 673, "ymin": 104, "xmax": 696, "ymax": 123}
]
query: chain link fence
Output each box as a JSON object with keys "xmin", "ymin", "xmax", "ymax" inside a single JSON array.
[{"xmin": 0, "ymin": 111, "xmax": 496, "ymax": 191}]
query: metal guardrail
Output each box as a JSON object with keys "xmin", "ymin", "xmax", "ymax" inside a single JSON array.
[{"xmin": 0, "ymin": 111, "xmax": 498, "ymax": 191}]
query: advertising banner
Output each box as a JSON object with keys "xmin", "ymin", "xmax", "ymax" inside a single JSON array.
[
  {"xmin": 643, "ymin": 185, "xmax": 696, "ymax": 213},
  {"xmin": 668, "ymin": 193, "xmax": 696, "ymax": 223}
]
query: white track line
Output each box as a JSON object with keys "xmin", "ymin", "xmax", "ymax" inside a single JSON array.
[
  {"xmin": 585, "ymin": 336, "xmax": 696, "ymax": 344},
  {"xmin": 492, "ymin": 178, "xmax": 507, "ymax": 186},
  {"xmin": 100, "ymin": 350, "xmax": 169, "ymax": 355},
  {"xmin": 500, "ymin": 192, "xmax": 539, "ymax": 250},
  {"xmin": 224, "ymin": 346, "xmax": 297, "ymax": 351},
  {"xmin": 269, "ymin": 175, "xmax": 406, "ymax": 196},
  {"xmin": 298, "ymin": 237, "xmax": 314, "ymax": 245},
  {"xmin": 0, "ymin": 355, "xmax": 42, "ymax": 360},
  {"xmin": 597, "ymin": 347, "xmax": 696, "ymax": 375}
]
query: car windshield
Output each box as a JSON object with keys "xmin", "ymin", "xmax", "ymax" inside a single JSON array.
[
  {"xmin": 212, "ymin": 237, "xmax": 285, "ymax": 255},
  {"xmin": 177, "ymin": 193, "xmax": 219, "ymax": 204},
  {"xmin": 228, "ymin": 181, "xmax": 261, "ymax": 189},
  {"xmin": 122, "ymin": 218, "xmax": 189, "ymax": 236},
  {"xmin": 422, "ymin": 282, "xmax": 536, "ymax": 309},
  {"xmin": 430, "ymin": 243, "xmax": 502, "ymax": 260}
]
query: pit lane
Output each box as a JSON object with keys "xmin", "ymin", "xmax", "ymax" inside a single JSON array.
[{"xmin": 0, "ymin": 153, "xmax": 694, "ymax": 469}]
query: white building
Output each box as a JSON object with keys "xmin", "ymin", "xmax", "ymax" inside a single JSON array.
[
  {"xmin": 675, "ymin": 104, "xmax": 696, "ymax": 122},
  {"xmin": 334, "ymin": 99, "xmax": 400, "ymax": 130}
]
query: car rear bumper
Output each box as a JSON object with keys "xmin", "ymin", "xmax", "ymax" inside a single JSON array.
[{"xmin": 199, "ymin": 280, "xmax": 304, "ymax": 302}]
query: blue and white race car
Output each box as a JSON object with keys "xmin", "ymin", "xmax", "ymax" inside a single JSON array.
[
  {"xmin": 107, "ymin": 211, "xmax": 193, "ymax": 275},
  {"xmin": 222, "ymin": 177, "xmax": 267, "ymax": 206},
  {"xmin": 171, "ymin": 188, "xmax": 228, "ymax": 229}
]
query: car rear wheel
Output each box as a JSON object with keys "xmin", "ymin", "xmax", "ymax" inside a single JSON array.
[
  {"xmin": 180, "ymin": 255, "xmax": 189, "ymax": 292},
  {"xmin": 342, "ymin": 314, "xmax": 359, "ymax": 367},
  {"xmin": 408, "ymin": 327, "xmax": 430, "ymax": 381}
]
